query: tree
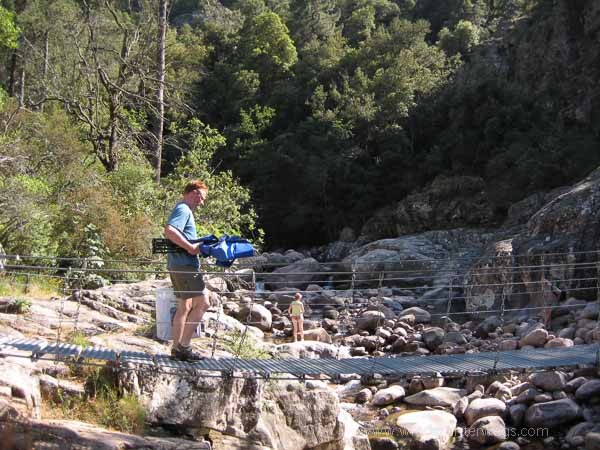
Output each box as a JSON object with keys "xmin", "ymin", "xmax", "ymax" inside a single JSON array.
[
  {"xmin": 166, "ymin": 119, "xmax": 263, "ymax": 243},
  {"xmin": 16, "ymin": 0, "xmax": 161, "ymax": 172},
  {"xmin": 155, "ymin": 0, "xmax": 168, "ymax": 182},
  {"xmin": 239, "ymin": 11, "xmax": 298, "ymax": 83},
  {"xmin": 0, "ymin": 5, "xmax": 20, "ymax": 49},
  {"xmin": 437, "ymin": 19, "xmax": 480, "ymax": 56}
]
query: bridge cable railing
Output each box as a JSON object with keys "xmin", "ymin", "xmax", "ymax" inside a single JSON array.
[
  {"xmin": 2, "ymin": 250, "xmax": 599, "ymax": 376},
  {"xmin": 2, "ymin": 269, "xmax": 600, "ymax": 312},
  {"xmin": 2, "ymin": 247, "xmax": 600, "ymax": 269},
  {"xmin": 3, "ymin": 257, "xmax": 600, "ymax": 278}
]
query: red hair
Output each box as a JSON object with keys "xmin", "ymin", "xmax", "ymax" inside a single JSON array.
[{"xmin": 183, "ymin": 180, "xmax": 208, "ymax": 194}]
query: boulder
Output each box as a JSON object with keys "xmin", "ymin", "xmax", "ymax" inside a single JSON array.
[
  {"xmin": 395, "ymin": 410, "xmax": 457, "ymax": 450},
  {"xmin": 338, "ymin": 409, "xmax": 371, "ymax": 450},
  {"xmin": 303, "ymin": 328, "xmax": 333, "ymax": 344},
  {"xmin": 132, "ymin": 375, "xmax": 345, "ymax": 450},
  {"xmin": 464, "ymin": 398, "xmax": 507, "ymax": 426},
  {"xmin": 399, "ymin": 307, "xmax": 431, "ymax": 324},
  {"xmin": 356, "ymin": 311, "xmax": 386, "ymax": 332},
  {"xmin": 422, "ymin": 328, "xmax": 445, "ymax": 351},
  {"xmin": 404, "ymin": 387, "xmax": 466, "ymax": 409},
  {"xmin": 466, "ymin": 416, "xmax": 506, "ymax": 446},
  {"xmin": 565, "ymin": 422, "xmax": 600, "ymax": 447},
  {"xmin": 575, "ymin": 379, "xmax": 600, "ymax": 401},
  {"xmin": 508, "ymin": 404, "xmax": 528, "ymax": 427},
  {"xmin": 371, "ymin": 385, "xmax": 406, "ymax": 406},
  {"xmin": 519, "ymin": 329, "xmax": 548, "ymax": 347},
  {"xmin": 529, "ymin": 371, "xmax": 567, "ymax": 392},
  {"xmin": 264, "ymin": 258, "xmax": 322, "ymax": 290},
  {"xmin": 544, "ymin": 337, "xmax": 574, "ymax": 348},
  {"xmin": 237, "ymin": 304, "xmax": 272, "ymax": 332},
  {"xmin": 525, "ymin": 398, "xmax": 581, "ymax": 427}
]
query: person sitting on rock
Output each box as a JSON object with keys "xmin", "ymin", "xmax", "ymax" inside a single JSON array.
[{"xmin": 288, "ymin": 292, "xmax": 305, "ymax": 342}]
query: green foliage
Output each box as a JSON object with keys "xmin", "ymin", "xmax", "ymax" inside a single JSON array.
[
  {"xmin": 437, "ymin": 20, "xmax": 480, "ymax": 56},
  {"xmin": 0, "ymin": 0, "xmax": 597, "ymax": 252},
  {"xmin": 0, "ymin": 5, "xmax": 20, "ymax": 49},
  {"xmin": 166, "ymin": 119, "xmax": 264, "ymax": 244},
  {"xmin": 239, "ymin": 11, "xmax": 298, "ymax": 85},
  {"xmin": 0, "ymin": 275, "xmax": 61, "ymax": 298},
  {"xmin": 134, "ymin": 320, "xmax": 156, "ymax": 338},
  {"xmin": 223, "ymin": 329, "xmax": 271, "ymax": 359},
  {"xmin": 44, "ymin": 366, "xmax": 146, "ymax": 435},
  {"xmin": 68, "ymin": 330, "xmax": 92, "ymax": 348},
  {"xmin": 9, "ymin": 297, "xmax": 32, "ymax": 314}
]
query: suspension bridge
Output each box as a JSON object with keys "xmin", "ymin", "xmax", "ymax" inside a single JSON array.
[{"xmin": 0, "ymin": 248, "xmax": 599, "ymax": 380}]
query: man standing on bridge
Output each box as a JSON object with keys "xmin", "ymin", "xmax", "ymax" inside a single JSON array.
[{"xmin": 164, "ymin": 180, "xmax": 210, "ymax": 361}]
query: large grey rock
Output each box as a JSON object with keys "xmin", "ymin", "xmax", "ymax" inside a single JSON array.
[
  {"xmin": 359, "ymin": 175, "xmax": 494, "ymax": 240},
  {"xmin": 519, "ymin": 329, "xmax": 548, "ymax": 347},
  {"xmin": 400, "ymin": 307, "xmax": 431, "ymax": 324},
  {"xmin": 565, "ymin": 422, "xmax": 600, "ymax": 446},
  {"xmin": 338, "ymin": 409, "xmax": 371, "ymax": 450},
  {"xmin": 422, "ymin": 327, "xmax": 445, "ymax": 351},
  {"xmin": 356, "ymin": 311, "xmax": 386, "ymax": 332},
  {"xmin": 344, "ymin": 229, "xmax": 496, "ymax": 293},
  {"xmin": 371, "ymin": 385, "xmax": 405, "ymax": 406},
  {"xmin": 131, "ymin": 374, "xmax": 344, "ymax": 450},
  {"xmin": 467, "ymin": 168, "xmax": 600, "ymax": 315},
  {"xmin": 264, "ymin": 258, "xmax": 322, "ymax": 290},
  {"xmin": 466, "ymin": 416, "xmax": 506, "ymax": 446},
  {"xmin": 302, "ymin": 327, "xmax": 333, "ymax": 343},
  {"xmin": 0, "ymin": 361, "xmax": 41, "ymax": 419},
  {"xmin": 0, "ymin": 399, "xmax": 211, "ymax": 450},
  {"xmin": 525, "ymin": 398, "xmax": 581, "ymax": 427},
  {"xmin": 529, "ymin": 371, "xmax": 567, "ymax": 392},
  {"xmin": 395, "ymin": 410, "xmax": 457, "ymax": 450},
  {"xmin": 274, "ymin": 341, "xmax": 350, "ymax": 359},
  {"xmin": 404, "ymin": 387, "xmax": 466, "ymax": 409},
  {"xmin": 237, "ymin": 304, "xmax": 272, "ymax": 331},
  {"xmin": 464, "ymin": 398, "xmax": 506, "ymax": 426},
  {"xmin": 508, "ymin": 404, "xmax": 528, "ymax": 427},
  {"xmin": 575, "ymin": 379, "xmax": 600, "ymax": 401}
]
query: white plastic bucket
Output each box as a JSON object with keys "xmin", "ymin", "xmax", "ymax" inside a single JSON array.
[{"xmin": 155, "ymin": 287, "xmax": 204, "ymax": 341}]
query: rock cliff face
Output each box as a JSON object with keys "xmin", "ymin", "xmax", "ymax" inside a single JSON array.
[
  {"xmin": 509, "ymin": 0, "xmax": 600, "ymax": 129},
  {"xmin": 465, "ymin": 168, "xmax": 600, "ymax": 312},
  {"xmin": 359, "ymin": 176, "xmax": 495, "ymax": 243},
  {"xmin": 359, "ymin": 0, "xmax": 600, "ymax": 245},
  {"xmin": 123, "ymin": 371, "xmax": 346, "ymax": 450}
]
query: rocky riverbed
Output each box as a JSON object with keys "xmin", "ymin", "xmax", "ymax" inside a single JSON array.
[{"xmin": 0, "ymin": 273, "xmax": 599, "ymax": 450}]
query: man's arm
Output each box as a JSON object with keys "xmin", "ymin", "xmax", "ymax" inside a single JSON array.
[{"xmin": 164, "ymin": 225, "xmax": 201, "ymax": 255}]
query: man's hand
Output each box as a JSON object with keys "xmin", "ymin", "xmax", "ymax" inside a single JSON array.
[{"xmin": 187, "ymin": 242, "xmax": 201, "ymax": 255}]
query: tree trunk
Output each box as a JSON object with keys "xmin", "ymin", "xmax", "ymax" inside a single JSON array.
[
  {"xmin": 41, "ymin": 30, "xmax": 49, "ymax": 111},
  {"xmin": 8, "ymin": 51, "xmax": 18, "ymax": 97},
  {"xmin": 155, "ymin": 0, "xmax": 168, "ymax": 183},
  {"xmin": 18, "ymin": 68, "xmax": 25, "ymax": 108}
]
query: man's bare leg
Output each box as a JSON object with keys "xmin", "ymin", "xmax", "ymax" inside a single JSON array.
[
  {"xmin": 180, "ymin": 294, "xmax": 210, "ymax": 345},
  {"xmin": 172, "ymin": 297, "xmax": 192, "ymax": 348}
]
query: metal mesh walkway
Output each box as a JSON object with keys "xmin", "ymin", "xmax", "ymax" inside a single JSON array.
[{"xmin": 0, "ymin": 333, "xmax": 597, "ymax": 378}]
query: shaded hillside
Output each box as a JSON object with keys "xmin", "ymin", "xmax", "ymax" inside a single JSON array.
[{"xmin": 403, "ymin": 0, "xmax": 600, "ymax": 233}]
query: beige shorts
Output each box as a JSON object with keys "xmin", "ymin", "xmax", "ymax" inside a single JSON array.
[{"xmin": 169, "ymin": 265, "xmax": 205, "ymax": 299}]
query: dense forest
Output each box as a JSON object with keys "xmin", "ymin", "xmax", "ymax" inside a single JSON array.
[{"xmin": 1, "ymin": 0, "xmax": 599, "ymax": 262}]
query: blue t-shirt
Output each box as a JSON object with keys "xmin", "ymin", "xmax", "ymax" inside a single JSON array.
[{"xmin": 166, "ymin": 202, "xmax": 200, "ymax": 268}]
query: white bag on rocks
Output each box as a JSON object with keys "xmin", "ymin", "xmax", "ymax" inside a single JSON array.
[{"xmin": 156, "ymin": 287, "xmax": 204, "ymax": 341}]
